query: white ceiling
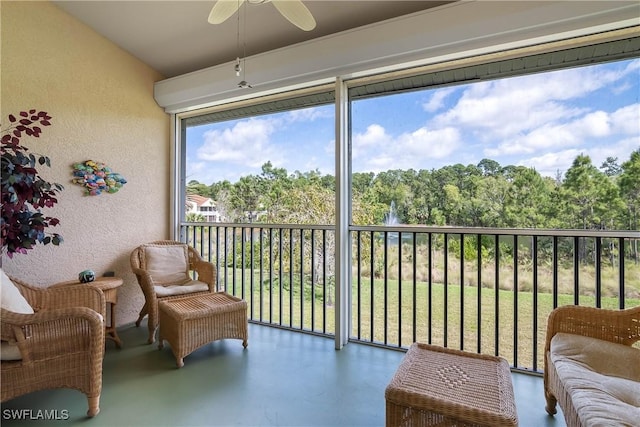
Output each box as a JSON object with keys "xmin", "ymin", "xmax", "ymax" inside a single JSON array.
[{"xmin": 52, "ymin": 1, "xmax": 450, "ymax": 78}]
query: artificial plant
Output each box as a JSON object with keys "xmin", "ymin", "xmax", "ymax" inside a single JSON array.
[{"xmin": 1, "ymin": 110, "xmax": 63, "ymax": 257}]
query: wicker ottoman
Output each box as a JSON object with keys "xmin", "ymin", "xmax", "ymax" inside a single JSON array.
[
  {"xmin": 158, "ymin": 292, "xmax": 248, "ymax": 367},
  {"xmin": 385, "ymin": 343, "xmax": 518, "ymax": 427}
]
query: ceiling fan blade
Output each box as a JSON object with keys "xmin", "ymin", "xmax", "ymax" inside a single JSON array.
[
  {"xmin": 208, "ymin": 0, "xmax": 245, "ymax": 24},
  {"xmin": 271, "ymin": 0, "xmax": 316, "ymax": 31}
]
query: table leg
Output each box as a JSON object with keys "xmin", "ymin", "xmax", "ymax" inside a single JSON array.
[{"xmin": 106, "ymin": 301, "xmax": 122, "ymax": 348}]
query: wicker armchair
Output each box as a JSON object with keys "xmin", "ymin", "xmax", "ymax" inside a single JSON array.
[
  {"xmin": 1, "ymin": 276, "xmax": 106, "ymax": 417},
  {"xmin": 544, "ymin": 305, "xmax": 640, "ymax": 425},
  {"xmin": 130, "ymin": 240, "xmax": 216, "ymax": 344}
]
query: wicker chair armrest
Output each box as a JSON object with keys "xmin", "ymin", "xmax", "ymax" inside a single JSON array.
[
  {"xmin": 131, "ymin": 267, "xmax": 158, "ymax": 296},
  {"xmin": 544, "ymin": 305, "xmax": 640, "ymax": 355},
  {"xmin": 8, "ymin": 277, "xmax": 105, "ymax": 317},
  {"xmin": 1, "ymin": 307, "xmax": 104, "ymax": 363},
  {"xmin": 193, "ymin": 260, "xmax": 216, "ymax": 290}
]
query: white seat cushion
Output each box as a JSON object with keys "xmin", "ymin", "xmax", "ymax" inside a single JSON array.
[
  {"xmin": 550, "ymin": 332, "xmax": 640, "ymax": 426},
  {"xmin": 0, "ymin": 341, "xmax": 22, "ymax": 361},
  {"xmin": 154, "ymin": 280, "xmax": 209, "ymax": 297},
  {"xmin": 142, "ymin": 244, "xmax": 191, "ymax": 285},
  {"xmin": 1, "ymin": 269, "xmax": 34, "ymax": 361}
]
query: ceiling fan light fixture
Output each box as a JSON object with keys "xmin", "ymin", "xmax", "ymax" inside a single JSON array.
[
  {"xmin": 208, "ymin": 0, "xmax": 316, "ymax": 31},
  {"xmin": 272, "ymin": 0, "xmax": 316, "ymax": 31},
  {"xmin": 208, "ymin": 0, "xmax": 245, "ymax": 24}
]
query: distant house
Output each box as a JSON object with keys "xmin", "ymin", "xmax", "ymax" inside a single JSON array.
[{"xmin": 185, "ymin": 194, "xmax": 223, "ymax": 222}]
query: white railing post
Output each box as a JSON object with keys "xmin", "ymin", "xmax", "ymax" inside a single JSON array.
[
  {"xmin": 171, "ymin": 113, "xmax": 186, "ymax": 241},
  {"xmin": 334, "ymin": 77, "xmax": 351, "ymax": 349}
]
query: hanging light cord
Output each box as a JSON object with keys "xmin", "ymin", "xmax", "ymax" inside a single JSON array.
[
  {"xmin": 242, "ymin": 0, "xmax": 248, "ymax": 81},
  {"xmin": 235, "ymin": 0, "xmax": 241, "ymax": 76},
  {"xmin": 234, "ymin": 0, "xmax": 251, "ymax": 87}
]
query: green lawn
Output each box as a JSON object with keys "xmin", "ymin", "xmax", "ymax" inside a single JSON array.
[{"xmin": 221, "ymin": 267, "xmax": 640, "ymax": 372}]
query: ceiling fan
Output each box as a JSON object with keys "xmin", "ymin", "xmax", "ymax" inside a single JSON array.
[{"xmin": 208, "ymin": 0, "xmax": 317, "ymax": 31}]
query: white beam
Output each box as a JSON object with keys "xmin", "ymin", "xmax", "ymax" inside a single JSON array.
[{"xmin": 155, "ymin": 1, "xmax": 639, "ymax": 113}]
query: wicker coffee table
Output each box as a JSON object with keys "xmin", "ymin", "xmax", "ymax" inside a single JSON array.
[
  {"xmin": 158, "ymin": 292, "xmax": 248, "ymax": 367},
  {"xmin": 385, "ymin": 343, "xmax": 518, "ymax": 426}
]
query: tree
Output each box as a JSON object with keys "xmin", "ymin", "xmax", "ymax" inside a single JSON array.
[
  {"xmin": 186, "ymin": 180, "xmax": 211, "ymax": 197},
  {"xmin": 475, "ymin": 175, "xmax": 509, "ymax": 227},
  {"xmin": 406, "ymin": 169, "xmax": 435, "ymax": 225},
  {"xmin": 619, "ymin": 149, "xmax": 640, "ymax": 261},
  {"xmin": 1, "ymin": 110, "xmax": 63, "ymax": 257},
  {"xmin": 230, "ymin": 175, "xmax": 264, "ymax": 222},
  {"xmin": 600, "ymin": 157, "xmax": 621, "ymax": 177},
  {"xmin": 477, "ymin": 158, "xmax": 502, "ymax": 177},
  {"xmin": 370, "ymin": 170, "xmax": 411, "ymax": 224},
  {"xmin": 561, "ymin": 155, "xmax": 604, "ymax": 229},
  {"xmin": 260, "ymin": 161, "xmax": 291, "ymax": 222},
  {"xmin": 186, "ymin": 213, "xmax": 206, "ymax": 222},
  {"xmin": 441, "ymin": 184, "xmax": 462, "ymax": 225},
  {"xmin": 561, "ymin": 154, "xmax": 625, "ymax": 264},
  {"xmin": 504, "ymin": 167, "xmax": 551, "ymax": 228},
  {"xmin": 352, "ymin": 172, "xmax": 374, "ymax": 196}
]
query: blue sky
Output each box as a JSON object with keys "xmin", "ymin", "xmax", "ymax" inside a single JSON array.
[{"xmin": 186, "ymin": 58, "xmax": 639, "ymax": 185}]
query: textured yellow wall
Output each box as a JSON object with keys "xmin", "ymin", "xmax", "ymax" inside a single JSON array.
[{"xmin": 1, "ymin": 1, "xmax": 170, "ymax": 327}]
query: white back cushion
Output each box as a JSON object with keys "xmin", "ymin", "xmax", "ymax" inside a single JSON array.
[
  {"xmin": 1, "ymin": 269, "xmax": 33, "ymax": 361},
  {"xmin": 0, "ymin": 269, "xmax": 34, "ymax": 314},
  {"xmin": 142, "ymin": 244, "xmax": 190, "ymax": 285}
]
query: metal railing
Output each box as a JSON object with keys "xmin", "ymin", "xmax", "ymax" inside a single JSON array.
[
  {"xmin": 182, "ymin": 223, "xmax": 336, "ymax": 336},
  {"xmin": 181, "ymin": 222, "xmax": 640, "ymax": 373}
]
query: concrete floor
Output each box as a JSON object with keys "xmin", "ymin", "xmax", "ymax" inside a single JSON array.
[{"xmin": 2, "ymin": 322, "xmax": 566, "ymax": 426}]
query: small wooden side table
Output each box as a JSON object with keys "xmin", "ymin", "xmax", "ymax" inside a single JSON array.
[{"xmin": 54, "ymin": 277, "xmax": 124, "ymax": 348}]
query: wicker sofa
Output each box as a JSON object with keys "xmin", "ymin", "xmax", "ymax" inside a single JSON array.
[
  {"xmin": 1, "ymin": 271, "xmax": 106, "ymax": 417},
  {"xmin": 544, "ymin": 305, "xmax": 640, "ymax": 427}
]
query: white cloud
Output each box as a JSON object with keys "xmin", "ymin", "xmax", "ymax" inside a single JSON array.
[
  {"xmin": 586, "ymin": 136, "xmax": 640, "ymax": 169},
  {"xmin": 610, "ymin": 103, "xmax": 640, "ymax": 135},
  {"xmin": 186, "ymin": 160, "xmax": 207, "ymax": 181},
  {"xmin": 186, "ymin": 160, "xmax": 237, "ymax": 184},
  {"xmin": 422, "ymin": 87, "xmax": 456, "ymax": 113},
  {"xmin": 397, "ymin": 127, "xmax": 461, "ymax": 158},
  {"xmin": 485, "ymin": 103, "xmax": 639, "ymax": 156},
  {"xmin": 352, "ymin": 124, "xmax": 461, "ymax": 172},
  {"xmin": 286, "ymin": 106, "xmax": 332, "ymax": 123},
  {"xmin": 578, "ymin": 111, "xmax": 611, "ymax": 137},
  {"xmin": 518, "ymin": 150, "xmax": 583, "ymax": 178},
  {"xmin": 352, "ymin": 124, "xmax": 392, "ymax": 158},
  {"xmin": 197, "ymin": 118, "xmax": 283, "ymax": 168},
  {"xmin": 432, "ymin": 61, "xmax": 639, "ymax": 154},
  {"xmin": 519, "ymin": 135, "xmax": 640, "ymax": 178}
]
